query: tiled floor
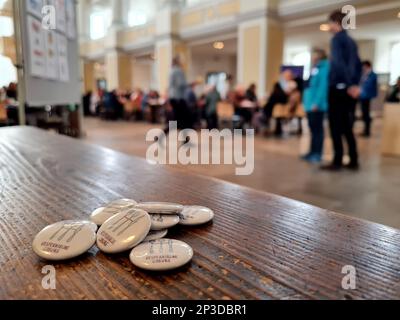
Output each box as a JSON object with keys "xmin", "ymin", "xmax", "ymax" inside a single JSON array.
[{"xmin": 83, "ymin": 117, "xmax": 400, "ymax": 229}]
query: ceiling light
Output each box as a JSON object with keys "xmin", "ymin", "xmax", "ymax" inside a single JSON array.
[
  {"xmin": 213, "ymin": 41, "xmax": 224, "ymax": 50},
  {"xmin": 320, "ymin": 24, "xmax": 330, "ymax": 32}
]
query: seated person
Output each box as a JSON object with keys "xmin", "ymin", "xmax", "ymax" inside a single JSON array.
[
  {"xmin": 264, "ymin": 70, "xmax": 303, "ymax": 136},
  {"xmin": 234, "ymin": 85, "xmax": 253, "ymax": 128},
  {"xmin": 387, "ymin": 77, "xmax": 400, "ymax": 103}
]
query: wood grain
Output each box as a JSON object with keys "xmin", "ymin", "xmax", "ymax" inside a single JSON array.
[{"xmin": 0, "ymin": 126, "xmax": 399, "ymax": 300}]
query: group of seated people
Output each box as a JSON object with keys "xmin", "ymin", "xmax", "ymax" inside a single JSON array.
[
  {"xmin": 0, "ymin": 82, "xmax": 19, "ymax": 125},
  {"xmin": 82, "ymin": 69, "xmax": 306, "ymax": 137},
  {"xmin": 82, "ymin": 72, "xmax": 400, "ymax": 140},
  {"xmin": 82, "ymin": 88, "xmax": 161, "ymax": 122}
]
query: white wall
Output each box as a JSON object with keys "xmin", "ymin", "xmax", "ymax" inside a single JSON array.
[
  {"xmin": 132, "ymin": 60, "xmax": 155, "ymax": 91},
  {"xmin": 0, "ymin": 54, "xmax": 16, "ymax": 87},
  {"xmin": 374, "ymin": 38, "xmax": 392, "ymax": 75},
  {"xmin": 189, "ymin": 53, "xmax": 237, "ymax": 83}
]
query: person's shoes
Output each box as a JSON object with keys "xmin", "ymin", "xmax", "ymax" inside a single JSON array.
[
  {"xmin": 320, "ymin": 163, "xmax": 342, "ymax": 171},
  {"xmin": 306, "ymin": 154, "xmax": 322, "ymax": 164},
  {"xmin": 300, "ymin": 153, "xmax": 312, "ymax": 161},
  {"xmin": 344, "ymin": 163, "xmax": 360, "ymax": 171}
]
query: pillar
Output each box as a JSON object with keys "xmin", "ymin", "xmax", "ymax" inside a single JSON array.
[
  {"xmin": 110, "ymin": 0, "xmax": 125, "ymax": 29},
  {"xmin": 237, "ymin": 0, "xmax": 283, "ymax": 97},
  {"xmin": 103, "ymin": 0, "xmax": 132, "ymax": 91},
  {"xmin": 83, "ymin": 61, "xmax": 96, "ymax": 93},
  {"xmin": 154, "ymin": 1, "xmax": 188, "ymax": 96},
  {"xmin": 105, "ymin": 50, "xmax": 132, "ymax": 91}
]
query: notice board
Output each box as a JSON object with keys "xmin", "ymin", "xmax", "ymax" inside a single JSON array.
[{"xmin": 18, "ymin": 0, "xmax": 80, "ymax": 107}]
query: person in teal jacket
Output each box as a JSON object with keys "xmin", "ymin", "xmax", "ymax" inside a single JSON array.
[{"xmin": 302, "ymin": 49, "xmax": 330, "ymax": 163}]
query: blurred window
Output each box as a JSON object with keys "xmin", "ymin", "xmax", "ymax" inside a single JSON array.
[
  {"xmin": 90, "ymin": 9, "xmax": 112, "ymax": 40},
  {"xmin": 291, "ymin": 51, "xmax": 311, "ymax": 80},
  {"xmin": 0, "ymin": 54, "xmax": 17, "ymax": 87},
  {"xmin": 390, "ymin": 42, "xmax": 400, "ymax": 85},
  {"xmin": 128, "ymin": 11, "xmax": 147, "ymax": 27},
  {"xmin": 207, "ymin": 72, "xmax": 227, "ymax": 95},
  {"xmin": 0, "ymin": 16, "xmax": 14, "ymax": 37}
]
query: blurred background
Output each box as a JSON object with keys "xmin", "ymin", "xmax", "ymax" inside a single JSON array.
[{"xmin": 1, "ymin": 0, "xmax": 400, "ymax": 228}]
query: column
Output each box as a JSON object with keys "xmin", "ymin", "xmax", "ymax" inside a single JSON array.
[
  {"xmin": 105, "ymin": 50, "xmax": 132, "ymax": 91},
  {"xmin": 154, "ymin": 2, "xmax": 188, "ymax": 96},
  {"xmin": 83, "ymin": 61, "xmax": 96, "ymax": 93},
  {"xmin": 111, "ymin": 0, "xmax": 125, "ymax": 29},
  {"xmin": 103, "ymin": 0, "xmax": 132, "ymax": 91},
  {"xmin": 237, "ymin": 0, "xmax": 283, "ymax": 97}
]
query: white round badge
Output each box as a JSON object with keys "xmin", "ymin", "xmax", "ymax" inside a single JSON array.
[
  {"xmin": 150, "ymin": 214, "xmax": 180, "ymax": 231},
  {"xmin": 90, "ymin": 198, "xmax": 137, "ymax": 226},
  {"xmin": 143, "ymin": 229, "xmax": 168, "ymax": 242},
  {"xmin": 179, "ymin": 206, "xmax": 214, "ymax": 226},
  {"xmin": 96, "ymin": 208, "xmax": 151, "ymax": 254},
  {"xmin": 32, "ymin": 220, "xmax": 97, "ymax": 261},
  {"xmin": 135, "ymin": 202, "xmax": 184, "ymax": 215},
  {"xmin": 129, "ymin": 239, "xmax": 193, "ymax": 271},
  {"xmin": 108, "ymin": 199, "xmax": 137, "ymax": 207}
]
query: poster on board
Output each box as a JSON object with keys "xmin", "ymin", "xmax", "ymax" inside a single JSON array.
[
  {"xmin": 65, "ymin": 0, "xmax": 76, "ymax": 39},
  {"xmin": 27, "ymin": 16, "xmax": 46, "ymax": 78},
  {"xmin": 26, "ymin": 0, "xmax": 44, "ymax": 19},
  {"xmin": 57, "ymin": 33, "xmax": 69, "ymax": 82},
  {"xmin": 53, "ymin": 0, "xmax": 67, "ymax": 34},
  {"xmin": 44, "ymin": 30, "xmax": 59, "ymax": 80}
]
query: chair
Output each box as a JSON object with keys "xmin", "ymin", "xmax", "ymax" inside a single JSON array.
[
  {"xmin": 217, "ymin": 101, "xmax": 237, "ymax": 129},
  {"xmin": 0, "ymin": 103, "xmax": 7, "ymax": 124},
  {"xmin": 381, "ymin": 103, "xmax": 400, "ymax": 157},
  {"xmin": 272, "ymin": 102, "xmax": 306, "ymax": 135}
]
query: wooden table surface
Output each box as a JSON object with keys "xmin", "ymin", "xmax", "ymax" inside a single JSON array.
[{"xmin": 0, "ymin": 126, "xmax": 399, "ymax": 300}]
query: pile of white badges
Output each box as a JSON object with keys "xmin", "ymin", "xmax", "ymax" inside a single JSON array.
[{"xmin": 32, "ymin": 199, "xmax": 214, "ymax": 271}]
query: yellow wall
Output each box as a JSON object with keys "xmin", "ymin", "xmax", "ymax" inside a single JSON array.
[
  {"xmin": 242, "ymin": 25, "xmax": 261, "ymax": 87},
  {"xmin": 1, "ymin": 37, "xmax": 16, "ymax": 64},
  {"xmin": 119, "ymin": 24, "xmax": 156, "ymax": 46},
  {"xmin": 266, "ymin": 21, "xmax": 283, "ymax": 93},
  {"xmin": 157, "ymin": 45, "xmax": 170, "ymax": 96},
  {"xmin": 83, "ymin": 61, "xmax": 95, "ymax": 93},
  {"xmin": 105, "ymin": 52, "xmax": 132, "ymax": 91},
  {"xmin": 181, "ymin": 0, "xmax": 240, "ymax": 29}
]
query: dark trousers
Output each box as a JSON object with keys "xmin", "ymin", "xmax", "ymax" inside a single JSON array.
[
  {"xmin": 206, "ymin": 113, "xmax": 218, "ymax": 129},
  {"xmin": 307, "ymin": 111, "xmax": 324, "ymax": 155},
  {"xmin": 360, "ymin": 99, "xmax": 372, "ymax": 135},
  {"xmin": 169, "ymin": 98, "xmax": 192, "ymax": 131},
  {"xmin": 328, "ymin": 88, "xmax": 359, "ymax": 166}
]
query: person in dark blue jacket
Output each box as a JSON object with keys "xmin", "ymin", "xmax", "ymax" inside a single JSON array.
[
  {"xmin": 302, "ymin": 49, "xmax": 330, "ymax": 163},
  {"xmin": 321, "ymin": 10, "xmax": 362, "ymax": 171},
  {"xmin": 359, "ymin": 61, "xmax": 378, "ymax": 137}
]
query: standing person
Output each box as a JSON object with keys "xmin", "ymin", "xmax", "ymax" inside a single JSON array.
[
  {"xmin": 168, "ymin": 56, "xmax": 189, "ymax": 131},
  {"xmin": 302, "ymin": 49, "xmax": 330, "ymax": 163},
  {"xmin": 184, "ymin": 82, "xmax": 199, "ymax": 128},
  {"xmin": 359, "ymin": 61, "xmax": 378, "ymax": 137},
  {"xmin": 204, "ymin": 85, "xmax": 221, "ymax": 129},
  {"xmin": 221, "ymin": 74, "xmax": 234, "ymax": 101},
  {"xmin": 321, "ymin": 10, "xmax": 362, "ymax": 171},
  {"xmin": 82, "ymin": 91, "xmax": 92, "ymax": 116}
]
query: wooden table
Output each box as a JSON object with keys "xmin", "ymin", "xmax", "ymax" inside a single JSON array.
[
  {"xmin": 0, "ymin": 126, "xmax": 399, "ymax": 300},
  {"xmin": 382, "ymin": 103, "xmax": 400, "ymax": 157}
]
